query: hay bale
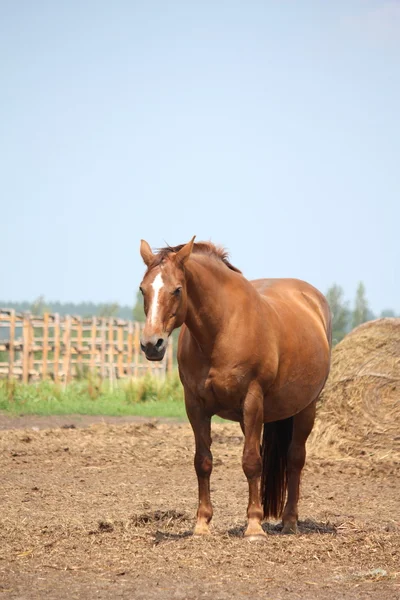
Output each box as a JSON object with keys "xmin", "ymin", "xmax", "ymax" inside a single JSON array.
[{"xmin": 309, "ymin": 318, "xmax": 400, "ymax": 461}]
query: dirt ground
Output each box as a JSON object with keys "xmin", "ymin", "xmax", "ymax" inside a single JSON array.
[{"xmin": 0, "ymin": 414, "xmax": 399, "ymax": 600}]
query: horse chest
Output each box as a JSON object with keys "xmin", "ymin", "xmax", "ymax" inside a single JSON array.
[{"xmin": 204, "ymin": 367, "xmax": 247, "ymax": 403}]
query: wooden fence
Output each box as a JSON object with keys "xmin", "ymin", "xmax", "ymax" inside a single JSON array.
[{"xmin": 0, "ymin": 309, "xmax": 173, "ymax": 383}]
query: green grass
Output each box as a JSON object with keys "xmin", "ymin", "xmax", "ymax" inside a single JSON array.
[{"xmin": 0, "ymin": 373, "xmax": 187, "ymax": 419}]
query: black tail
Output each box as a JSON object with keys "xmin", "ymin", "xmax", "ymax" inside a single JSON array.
[{"xmin": 261, "ymin": 417, "xmax": 293, "ymax": 519}]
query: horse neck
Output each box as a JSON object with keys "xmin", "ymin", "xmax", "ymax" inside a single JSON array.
[{"xmin": 183, "ymin": 256, "xmax": 240, "ymax": 355}]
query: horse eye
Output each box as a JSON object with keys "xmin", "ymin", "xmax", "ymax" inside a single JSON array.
[{"xmin": 173, "ymin": 287, "xmax": 182, "ymax": 296}]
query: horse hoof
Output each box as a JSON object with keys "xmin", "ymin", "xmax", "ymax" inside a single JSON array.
[
  {"xmin": 193, "ymin": 525, "xmax": 211, "ymax": 536},
  {"xmin": 244, "ymin": 534, "xmax": 268, "ymax": 543},
  {"xmin": 282, "ymin": 523, "xmax": 298, "ymax": 535}
]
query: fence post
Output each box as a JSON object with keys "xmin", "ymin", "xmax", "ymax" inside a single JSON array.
[
  {"xmin": 127, "ymin": 321, "xmax": 133, "ymax": 376},
  {"xmin": 53, "ymin": 313, "xmax": 60, "ymax": 383},
  {"xmin": 76, "ymin": 316, "xmax": 83, "ymax": 376},
  {"xmin": 133, "ymin": 322, "xmax": 140, "ymax": 377},
  {"xmin": 42, "ymin": 312, "xmax": 49, "ymax": 379},
  {"xmin": 117, "ymin": 322, "xmax": 124, "ymax": 378},
  {"xmin": 63, "ymin": 315, "xmax": 72, "ymax": 384},
  {"xmin": 28, "ymin": 317, "xmax": 34, "ymax": 376},
  {"xmin": 108, "ymin": 317, "xmax": 114, "ymax": 387},
  {"xmin": 90, "ymin": 317, "xmax": 97, "ymax": 374},
  {"xmin": 8, "ymin": 310, "xmax": 15, "ymax": 381},
  {"xmin": 100, "ymin": 318, "xmax": 106, "ymax": 380},
  {"xmin": 22, "ymin": 314, "xmax": 30, "ymax": 383}
]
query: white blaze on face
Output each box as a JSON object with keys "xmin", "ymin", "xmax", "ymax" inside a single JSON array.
[{"xmin": 149, "ymin": 272, "xmax": 165, "ymax": 325}]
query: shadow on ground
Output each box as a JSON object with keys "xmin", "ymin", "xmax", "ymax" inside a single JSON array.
[{"xmin": 228, "ymin": 518, "xmax": 337, "ymax": 538}]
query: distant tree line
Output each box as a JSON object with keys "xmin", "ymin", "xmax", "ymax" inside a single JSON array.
[
  {"xmin": 326, "ymin": 282, "xmax": 398, "ymax": 344},
  {"xmin": 1, "ymin": 283, "xmax": 398, "ymax": 347}
]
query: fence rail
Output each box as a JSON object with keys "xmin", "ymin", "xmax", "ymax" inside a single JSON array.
[{"xmin": 0, "ymin": 309, "xmax": 172, "ymax": 382}]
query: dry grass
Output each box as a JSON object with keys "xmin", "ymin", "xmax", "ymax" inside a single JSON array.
[
  {"xmin": 0, "ymin": 420, "xmax": 399, "ymax": 599},
  {"xmin": 309, "ymin": 318, "xmax": 400, "ymax": 462}
]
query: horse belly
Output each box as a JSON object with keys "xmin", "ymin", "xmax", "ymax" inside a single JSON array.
[
  {"xmin": 263, "ymin": 383, "xmax": 320, "ymax": 421},
  {"xmin": 215, "ymin": 408, "xmax": 242, "ymax": 422},
  {"xmin": 263, "ymin": 346, "xmax": 330, "ymax": 422}
]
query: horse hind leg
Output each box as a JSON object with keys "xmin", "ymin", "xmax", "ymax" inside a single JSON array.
[{"xmin": 282, "ymin": 399, "xmax": 316, "ymax": 534}]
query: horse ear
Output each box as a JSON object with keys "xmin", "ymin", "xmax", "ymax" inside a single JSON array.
[
  {"xmin": 140, "ymin": 239, "xmax": 154, "ymax": 266},
  {"xmin": 176, "ymin": 236, "xmax": 196, "ymax": 265}
]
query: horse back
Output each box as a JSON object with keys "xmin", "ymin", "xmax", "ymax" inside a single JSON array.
[{"xmin": 251, "ymin": 278, "xmax": 332, "ymax": 344}]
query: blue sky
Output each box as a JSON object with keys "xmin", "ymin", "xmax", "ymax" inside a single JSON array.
[{"xmin": 1, "ymin": 0, "xmax": 399, "ymax": 314}]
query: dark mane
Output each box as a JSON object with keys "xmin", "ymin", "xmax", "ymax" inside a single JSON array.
[{"xmin": 150, "ymin": 242, "xmax": 242, "ymax": 273}]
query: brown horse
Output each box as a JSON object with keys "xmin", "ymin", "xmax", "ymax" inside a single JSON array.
[{"xmin": 139, "ymin": 238, "xmax": 331, "ymax": 540}]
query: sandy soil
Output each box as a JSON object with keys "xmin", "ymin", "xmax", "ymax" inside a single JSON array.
[{"xmin": 0, "ymin": 414, "xmax": 399, "ymax": 599}]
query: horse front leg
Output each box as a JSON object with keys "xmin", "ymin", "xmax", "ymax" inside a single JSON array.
[
  {"xmin": 241, "ymin": 384, "xmax": 266, "ymax": 540},
  {"xmin": 185, "ymin": 390, "xmax": 213, "ymax": 535}
]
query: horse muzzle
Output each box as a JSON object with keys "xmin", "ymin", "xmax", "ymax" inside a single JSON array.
[{"xmin": 140, "ymin": 335, "xmax": 167, "ymax": 361}]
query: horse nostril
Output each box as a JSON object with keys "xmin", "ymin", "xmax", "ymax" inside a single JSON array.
[
  {"xmin": 140, "ymin": 342, "xmax": 146, "ymax": 352},
  {"xmin": 155, "ymin": 338, "xmax": 164, "ymax": 350}
]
